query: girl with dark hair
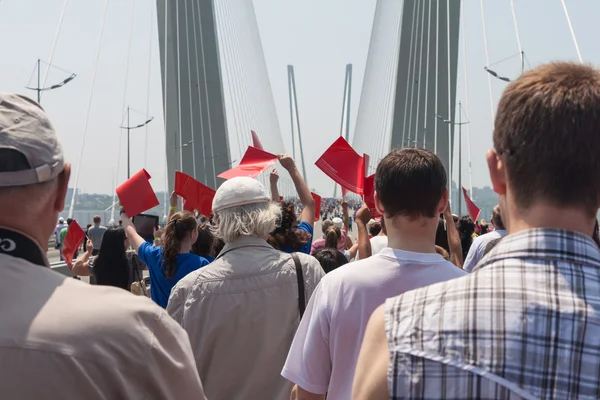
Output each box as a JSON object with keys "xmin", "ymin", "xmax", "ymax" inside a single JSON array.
[
  {"xmin": 72, "ymin": 227, "xmax": 144, "ymax": 291},
  {"xmin": 191, "ymin": 223, "xmax": 216, "ymax": 262},
  {"xmin": 121, "ymin": 210, "xmax": 209, "ymax": 308},
  {"xmin": 458, "ymin": 216, "xmax": 476, "ymax": 261},
  {"xmin": 267, "ymin": 200, "xmax": 312, "ymax": 253}
]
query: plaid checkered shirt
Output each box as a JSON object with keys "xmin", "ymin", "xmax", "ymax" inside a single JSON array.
[{"xmin": 384, "ymin": 228, "xmax": 600, "ymax": 400}]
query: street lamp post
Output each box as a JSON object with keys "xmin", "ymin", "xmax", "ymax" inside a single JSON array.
[{"xmin": 120, "ymin": 106, "xmax": 154, "ymax": 179}]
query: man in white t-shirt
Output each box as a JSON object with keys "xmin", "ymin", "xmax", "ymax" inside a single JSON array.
[{"xmin": 281, "ymin": 148, "xmax": 466, "ymax": 399}]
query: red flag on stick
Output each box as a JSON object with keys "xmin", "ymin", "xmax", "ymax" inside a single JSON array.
[
  {"xmin": 116, "ymin": 169, "xmax": 160, "ymax": 217},
  {"xmin": 218, "ymin": 146, "xmax": 277, "ymax": 180},
  {"xmin": 175, "ymin": 171, "xmax": 216, "ymax": 217},
  {"xmin": 462, "ymin": 187, "xmax": 481, "ymax": 222},
  {"xmin": 363, "ymin": 174, "xmax": 381, "ymax": 218},
  {"xmin": 315, "ymin": 137, "xmax": 365, "ymax": 195},
  {"xmin": 311, "ymin": 192, "xmax": 322, "ymax": 222},
  {"xmin": 251, "ymin": 130, "xmax": 264, "ymax": 150},
  {"xmin": 62, "ymin": 220, "xmax": 85, "ymax": 270}
]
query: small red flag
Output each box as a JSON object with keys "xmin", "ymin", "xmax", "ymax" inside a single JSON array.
[
  {"xmin": 363, "ymin": 174, "xmax": 381, "ymax": 218},
  {"xmin": 279, "ymin": 196, "xmax": 284, "ymax": 202},
  {"xmin": 218, "ymin": 146, "xmax": 277, "ymax": 180},
  {"xmin": 116, "ymin": 169, "xmax": 160, "ymax": 217},
  {"xmin": 311, "ymin": 192, "xmax": 322, "ymax": 222},
  {"xmin": 175, "ymin": 171, "xmax": 216, "ymax": 217},
  {"xmin": 251, "ymin": 130, "xmax": 264, "ymax": 150},
  {"xmin": 315, "ymin": 137, "xmax": 365, "ymax": 195},
  {"xmin": 462, "ymin": 187, "xmax": 481, "ymax": 222},
  {"xmin": 62, "ymin": 220, "xmax": 86, "ymax": 270}
]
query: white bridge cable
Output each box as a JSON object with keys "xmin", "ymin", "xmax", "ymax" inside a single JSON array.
[
  {"xmin": 40, "ymin": 0, "xmax": 69, "ymax": 102},
  {"xmin": 215, "ymin": 0, "xmax": 245, "ymax": 161},
  {"xmin": 175, "ymin": 0, "xmax": 183, "ymax": 172},
  {"xmin": 434, "ymin": 0, "xmax": 440, "ymax": 154},
  {"xmin": 144, "ymin": 2, "xmax": 154, "ymax": 169},
  {"xmin": 446, "ymin": 0, "xmax": 453, "ymax": 189},
  {"xmin": 110, "ymin": 0, "xmax": 136, "ymax": 223},
  {"xmin": 460, "ymin": 0, "xmax": 473, "ymax": 196},
  {"xmin": 480, "ymin": 0, "xmax": 495, "ymax": 122},
  {"xmin": 183, "ymin": 0, "xmax": 197, "ymax": 179},
  {"xmin": 196, "ymin": 0, "xmax": 217, "ymax": 188},
  {"xmin": 400, "ymin": 1, "xmax": 419, "ymax": 149},
  {"xmin": 412, "ymin": 0, "xmax": 427, "ymax": 148},
  {"xmin": 422, "ymin": 0, "xmax": 433, "ymax": 148},
  {"xmin": 162, "ymin": 0, "xmax": 169, "ymax": 192},
  {"xmin": 375, "ymin": 0, "xmax": 403, "ymax": 169},
  {"xmin": 68, "ymin": 0, "xmax": 109, "ymax": 218},
  {"xmin": 407, "ymin": 0, "xmax": 425, "ymax": 147},
  {"xmin": 559, "ymin": 0, "xmax": 583, "ymax": 63},
  {"xmin": 191, "ymin": 0, "xmax": 208, "ymax": 184},
  {"xmin": 509, "ymin": 0, "xmax": 524, "ymax": 72}
]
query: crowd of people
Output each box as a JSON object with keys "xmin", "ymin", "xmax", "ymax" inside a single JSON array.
[{"xmin": 2, "ymin": 61, "xmax": 600, "ymax": 399}]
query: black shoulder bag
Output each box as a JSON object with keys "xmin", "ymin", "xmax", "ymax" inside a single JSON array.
[{"xmin": 291, "ymin": 253, "xmax": 306, "ymax": 318}]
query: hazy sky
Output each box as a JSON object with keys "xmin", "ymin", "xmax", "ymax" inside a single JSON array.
[{"xmin": 0, "ymin": 0, "xmax": 597, "ymax": 196}]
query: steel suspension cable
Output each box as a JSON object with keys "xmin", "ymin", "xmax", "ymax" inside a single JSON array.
[
  {"xmin": 41, "ymin": 0, "xmax": 70, "ymax": 102},
  {"xmin": 422, "ymin": 0, "xmax": 433, "ymax": 147},
  {"xmin": 460, "ymin": 0, "xmax": 473, "ymax": 196},
  {"xmin": 559, "ymin": 0, "xmax": 583, "ymax": 63},
  {"xmin": 191, "ymin": 0, "xmax": 208, "ymax": 184},
  {"xmin": 144, "ymin": 2, "xmax": 154, "ymax": 169},
  {"xmin": 183, "ymin": 0, "xmax": 197, "ymax": 178},
  {"xmin": 446, "ymin": 0, "xmax": 453, "ymax": 188},
  {"xmin": 434, "ymin": 0, "xmax": 440, "ymax": 154},
  {"xmin": 480, "ymin": 0, "xmax": 495, "ymax": 121},
  {"xmin": 69, "ymin": 0, "xmax": 109, "ymax": 218},
  {"xmin": 400, "ymin": 0, "xmax": 419, "ymax": 148},
  {"xmin": 509, "ymin": 0, "xmax": 524, "ymax": 72}
]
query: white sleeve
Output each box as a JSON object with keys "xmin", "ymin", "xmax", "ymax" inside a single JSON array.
[
  {"xmin": 463, "ymin": 237, "xmax": 483, "ymax": 273},
  {"xmin": 281, "ymin": 279, "xmax": 332, "ymax": 394}
]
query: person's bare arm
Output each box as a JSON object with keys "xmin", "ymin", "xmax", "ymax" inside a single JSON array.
[
  {"xmin": 270, "ymin": 169, "xmax": 281, "ymax": 202},
  {"xmin": 167, "ymin": 191, "xmax": 178, "ymax": 222},
  {"xmin": 279, "ymin": 154, "xmax": 314, "ymax": 228},
  {"xmin": 72, "ymin": 239, "xmax": 94, "ymax": 276},
  {"xmin": 352, "ymin": 305, "xmax": 389, "ymax": 400},
  {"xmin": 443, "ymin": 202, "xmax": 463, "ymax": 267},
  {"xmin": 120, "ymin": 211, "xmax": 147, "ymax": 253},
  {"xmin": 347, "ymin": 242, "xmax": 359, "ymax": 259},
  {"xmin": 342, "ymin": 200, "xmax": 350, "ymax": 231},
  {"xmin": 356, "ymin": 204, "xmax": 372, "ymax": 259},
  {"xmin": 293, "ymin": 385, "xmax": 325, "ymax": 400}
]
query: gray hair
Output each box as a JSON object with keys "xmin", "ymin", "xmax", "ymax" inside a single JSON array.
[{"xmin": 213, "ymin": 202, "xmax": 282, "ymax": 243}]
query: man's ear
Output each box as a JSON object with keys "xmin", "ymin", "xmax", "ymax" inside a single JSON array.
[
  {"xmin": 54, "ymin": 164, "xmax": 71, "ymax": 213},
  {"xmin": 487, "ymin": 150, "xmax": 507, "ymax": 196},
  {"xmin": 437, "ymin": 188, "xmax": 449, "ymax": 214},
  {"xmin": 374, "ymin": 191, "xmax": 384, "ymax": 215}
]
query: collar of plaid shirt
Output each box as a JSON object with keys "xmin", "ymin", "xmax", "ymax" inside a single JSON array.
[{"xmin": 385, "ymin": 228, "xmax": 600, "ymax": 400}]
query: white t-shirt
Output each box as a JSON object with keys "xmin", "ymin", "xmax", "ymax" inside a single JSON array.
[
  {"xmin": 281, "ymin": 247, "xmax": 466, "ymax": 399},
  {"xmin": 356, "ymin": 235, "xmax": 388, "ymax": 260}
]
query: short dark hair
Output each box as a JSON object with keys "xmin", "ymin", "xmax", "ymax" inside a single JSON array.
[
  {"xmin": 491, "ymin": 205, "xmax": 504, "ymax": 230},
  {"xmin": 66, "ymin": 218, "xmax": 73, "ymax": 225},
  {"xmin": 494, "ymin": 62, "xmax": 600, "ymax": 216},
  {"xmin": 313, "ymin": 248, "xmax": 348, "ymax": 274},
  {"xmin": 375, "ymin": 148, "xmax": 446, "ymax": 219},
  {"xmin": 93, "ymin": 216, "xmax": 101, "ymax": 224}
]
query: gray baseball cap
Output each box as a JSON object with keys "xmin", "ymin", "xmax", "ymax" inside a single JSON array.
[{"xmin": 0, "ymin": 94, "xmax": 64, "ymax": 187}]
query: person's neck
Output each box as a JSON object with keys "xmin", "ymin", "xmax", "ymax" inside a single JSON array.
[
  {"xmin": 506, "ymin": 202, "xmax": 595, "ymax": 237},
  {"xmin": 385, "ymin": 215, "xmax": 437, "ymax": 254},
  {"xmin": 0, "ymin": 217, "xmax": 50, "ymax": 252},
  {"xmin": 179, "ymin": 243, "xmax": 191, "ymax": 254}
]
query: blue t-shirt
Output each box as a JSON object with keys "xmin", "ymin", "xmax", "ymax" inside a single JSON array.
[
  {"xmin": 138, "ymin": 242, "xmax": 209, "ymax": 308},
  {"xmin": 280, "ymin": 221, "xmax": 313, "ymax": 254},
  {"xmin": 204, "ymin": 256, "xmax": 216, "ymax": 263}
]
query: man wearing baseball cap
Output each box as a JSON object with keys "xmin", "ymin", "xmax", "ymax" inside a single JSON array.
[
  {"xmin": 167, "ymin": 176, "xmax": 325, "ymax": 400},
  {"xmin": 0, "ymin": 94, "xmax": 206, "ymax": 398}
]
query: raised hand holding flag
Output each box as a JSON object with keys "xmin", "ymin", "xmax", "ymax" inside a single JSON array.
[
  {"xmin": 62, "ymin": 220, "xmax": 86, "ymax": 270},
  {"xmin": 116, "ymin": 169, "xmax": 159, "ymax": 217},
  {"xmin": 175, "ymin": 172, "xmax": 216, "ymax": 217},
  {"xmin": 315, "ymin": 137, "xmax": 365, "ymax": 194},
  {"xmin": 218, "ymin": 146, "xmax": 277, "ymax": 180}
]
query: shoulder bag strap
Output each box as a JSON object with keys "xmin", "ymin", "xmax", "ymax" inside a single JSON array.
[{"xmin": 291, "ymin": 253, "xmax": 306, "ymax": 318}]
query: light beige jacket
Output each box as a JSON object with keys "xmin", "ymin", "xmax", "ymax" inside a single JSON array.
[{"xmin": 168, "ymin": 236, "xmax": 325, "ymax": 400}]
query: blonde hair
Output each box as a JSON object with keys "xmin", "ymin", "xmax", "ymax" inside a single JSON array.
[{"xmin": 213, "ymin": 202, "xmax": 281, "ymax": 243}]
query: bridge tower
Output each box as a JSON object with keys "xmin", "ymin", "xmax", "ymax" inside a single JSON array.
[
  {"xmin": 156, "ymin": 0, "xmax": 231, "ymax": 190},
  {"xmin": 390, "ymin": 0, "xmax": 461, "ymax": 182}
]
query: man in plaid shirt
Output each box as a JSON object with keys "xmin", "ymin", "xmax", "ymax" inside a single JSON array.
[{"xmin": 353, "ymin": 62, "xmax": 600, "ymax": 399}]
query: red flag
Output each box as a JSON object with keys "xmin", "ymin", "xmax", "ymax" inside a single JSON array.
[
  {"xmin": 175, "ymin": 171, "xmax": 216, "ymax": 217},
  {"xmin": 251, "ymin": 130, "xmax": 264, "ymax": 150},
  {"xmin": 363, "ymin": 174, "xmax": 381, "ymax": 218},
  {"xmin": 218, "ymin": 146, "xmax": 277, "ymax": 180},
  {"xmin": 279, "ymin": 196, "xmax": 284, "ymax": 202},
  {"xmin": 462, "ymin": 187, "xmax": 481, "ymax": 222},
  {"xmin": 116, "ymin": 169, "xmax": 160, "ymax": 217},
  {"xmin": 315, "ymin": 137, "xmax": 365, "ymax": 194},
  {"xmin": 311, "ymin": 192, "xmax": 322, "ymax": 222},
  {"xmin": 62, "ymin": 220, "xmax": 85, "ymax": 270}
]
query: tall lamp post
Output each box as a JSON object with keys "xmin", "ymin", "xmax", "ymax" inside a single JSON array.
[
  {"xmin": 26, "ymin": 59, "xmax": 76, "ymax": 104},
  {"xmin": 120, "ymin": 106, "xmax": 154, "ymax": 179},
  {"xmin": 437, "ymin": 101, "xmax": 470, "ymax": 216}
]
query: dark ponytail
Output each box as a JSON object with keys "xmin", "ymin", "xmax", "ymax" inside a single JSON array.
[{"xmin": 162, "ymin": 211, "xmax": 197, "ymax": 278}]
